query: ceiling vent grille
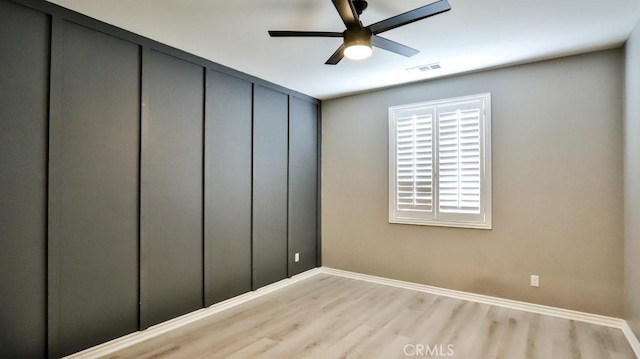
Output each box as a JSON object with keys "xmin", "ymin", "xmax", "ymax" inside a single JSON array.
[{"xmin": 407, "ymin": 62, "xmax": 442, "ymax": 74}]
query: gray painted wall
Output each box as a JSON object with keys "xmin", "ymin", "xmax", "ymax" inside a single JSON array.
[
  {"xmin": 54, "ymin": 20, "xmax": 141, "ymax": 357},
  {"xmin": 143, "ymin": 49, "xmax": 204, "ymax": 327},
  {"xmin": 204, "ymin": 70, "xmax": 253, "ymax": 305},
  {"xmin": 0, "ymin": 2, "xmax": 48, "ymax": 357},
  {"xmin": 625, "ymin": 19, "xmax": 640, "ymax": 340},
  {"xmin": 253, "ymin": 85, "xmax": 290, "ymax": 289},
  {"xmin": 0, "ymin": 0, "xmax": 320, "ymax": 356},
  {"xmin": 288, "ymin": 97, "xmax": 319, "ymax": 275},
  {"xmin": 322, "ymin": 49, "xmax": 624, "ymax": 317}
]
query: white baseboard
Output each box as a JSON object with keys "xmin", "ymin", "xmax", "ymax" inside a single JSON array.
[
  {"xmin": 622, "ymin": 321, "xmax": 640, "ymax": 359},
  {"xmin": 64, "ymin": 268, "xmax": 323, "ymax": 359},
  {"xmin": 320, "ymin": 267, "xmax": 625, "ymax": 328}
]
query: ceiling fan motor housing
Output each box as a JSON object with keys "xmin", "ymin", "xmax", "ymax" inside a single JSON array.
[{"xmin": 344, "ymin": 27, "xmax": 372, "ymax": 48}]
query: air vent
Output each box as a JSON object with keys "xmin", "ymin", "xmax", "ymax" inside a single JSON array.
[{"xmin": 406, "ymin": 62, "xmax": 442, "ymax": 75}]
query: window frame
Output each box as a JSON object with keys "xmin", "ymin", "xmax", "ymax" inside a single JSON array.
[{"xmin": 388, "ymin": 93, "xmax": 492, "ymax": 230}]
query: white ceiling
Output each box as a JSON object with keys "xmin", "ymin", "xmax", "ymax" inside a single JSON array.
[{"xmin": 47, "ymin": 0, "xmax": 640, "ymax": 100}]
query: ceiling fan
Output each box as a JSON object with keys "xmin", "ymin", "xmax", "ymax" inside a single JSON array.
[{"xmin": 268, "ymin": 0, "xmax": 451, "ymax": 65}]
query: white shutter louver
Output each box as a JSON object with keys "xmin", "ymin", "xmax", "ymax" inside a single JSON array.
[{"xmin": 396, "ymin": 113, "xmax": 433, "ymax": 212}]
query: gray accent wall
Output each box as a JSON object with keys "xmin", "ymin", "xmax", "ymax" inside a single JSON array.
[
  {"xmin": 322, "ymin": 49, "xmax": 624, "ymax": 317},
  {"xmin": 625, "ymin": 19, "xmax": 640, "ymax": 340},
  {"xmin": 253, "ymin": 85, "xmax": 290, "ymax": 289},
  {"xmin": 204, "ymin": 70, "xmax": 253, "ymax": 305},
  {"xmin": 53, "ymin": 21, "xmax": 141, "ymax": 357},
  {"xmin": 0, "ymin": 1, "xmax": 49, "ymax": 358},
  {"xmin": 0, "ymin": 0, "xmax": 320, "ymax": 357},
  {"xmin": 143, "ymin": 50, "xmax": 205, "ymax": 327},
  {"xmin": 288, "ymin": 98, "xmax": 319, "ymax": 276}
]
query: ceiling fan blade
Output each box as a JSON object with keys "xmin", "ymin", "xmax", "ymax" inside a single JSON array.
[
  {"xmin": 371, "ymin": 35, "xmax": 419, "ymax": 57},
  {"xmin": 331, "ymin": 0, "xmax": 361, "ymax": 29},
  {"xmin": 325, "ymin": 44, "xmax": 346, "ymax": 65},
  {"xmin": 269, "ymin": 31, "xmax": 343, "ymax": 38},
  {"xmin": 367, "ymin": 0, "xmax": 451, "ymax": 35}
]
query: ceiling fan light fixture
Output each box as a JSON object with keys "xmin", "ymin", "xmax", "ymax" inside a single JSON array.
[
  {"xmin": 343, "ymin": 28, "xmax": 373, "ymax": 60},
  {"xmin": 344, "ymin": 43, "xmax": 372, "ymax": 60}
]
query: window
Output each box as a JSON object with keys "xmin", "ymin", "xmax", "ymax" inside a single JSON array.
[{"xmin": 389, "ymin": 93, "xmax": 492, "ymax": 229}]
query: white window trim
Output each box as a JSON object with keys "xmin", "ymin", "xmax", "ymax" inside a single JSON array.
[{"xmin": 388, "ymin": 93, "xmax": 492, "ymax": 230}]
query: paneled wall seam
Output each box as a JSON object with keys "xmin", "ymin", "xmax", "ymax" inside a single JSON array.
[
  {"xmin": 201, "ymin": 67, "xmax": 207, "ymax": 309},
  {"xmin": 287, "ymin": 95, "xmax": 292, "ymax": 278},
  {"xmin": 136, "ymin": 43, "xmax": 143, "ymax": 331},
  {"xmin": 251, "ymin": 83, "xmax": 256, "ymax": 291},
  {"xmin": 47, "ymin": 14, "xmax": 63, "ymax": 359},
  {"xmin": 139, "ymin": 46, "xmax": 151, "ymax": 331},
  {"xmin": 44, "ymin": 12, "xmax": 52, "ymax": 358},
  {"xmin": 317, "ymin": 106, "xmax": 323, "ymax": 267}
]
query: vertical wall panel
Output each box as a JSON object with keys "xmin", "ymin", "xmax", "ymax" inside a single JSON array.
[
  {"xmin": 0, "ymin": 1, "xmax": 49, "ymax": 358},
  {"xmin": 143, "ymin": 50, "xmax": 204, "ymax": 326},
  {"xmin": 253, "ymin": 86, "xmax": 289, "ymax": 289},
  {"xmin": 55, "ymin": 21, "xmax": 140, "ymax": 357},
  {"xmin": 288, "ymin": 98, "xmax": 319, "ymax": 275},
  {"xmin": 204, "ymin": 71, "xmax": 252, "ymax": 305}
]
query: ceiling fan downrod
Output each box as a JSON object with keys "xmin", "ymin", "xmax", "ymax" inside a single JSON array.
[{"xmin": 353, "ymin": 0, "xmax": 368, "ymax": 16}]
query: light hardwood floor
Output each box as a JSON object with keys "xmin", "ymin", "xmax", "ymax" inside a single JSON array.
[{"xmin": 108, "ymin": 274, "xmax": 636, "ymax": 359}]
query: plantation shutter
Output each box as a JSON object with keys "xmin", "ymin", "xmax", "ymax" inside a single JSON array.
[
  {"xmin": 436, "ymin": 101, "xmax": 483, "ymax": 214},
  {"xmin": 395, "ymin": 111, "xmax": 434, "ymax": 212},
  {"xmin": 389, "ymin": 93, "xmax": 491, "ymax": 229}
]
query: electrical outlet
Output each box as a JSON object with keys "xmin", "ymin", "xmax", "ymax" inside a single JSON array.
[
  {"xmin": 294, "ymin": 253, "xmax": 300, "ymax": 263},
  {"xmin": 530, "ymin": 275, "xmax": 539, "ymax": 287}
]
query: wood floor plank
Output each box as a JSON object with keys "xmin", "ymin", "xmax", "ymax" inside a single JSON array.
[
  {"xmin": 223, "ymin": 338, "xmax": 278, "ymax": 359},
  {"xmin": 108, "ymin": 274, "xmax": 637, "ymax": 359}
]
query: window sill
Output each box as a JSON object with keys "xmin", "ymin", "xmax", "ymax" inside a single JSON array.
[{"xmin": 389, "ymin": 218, "xmax": 492, "ymax": 230}]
